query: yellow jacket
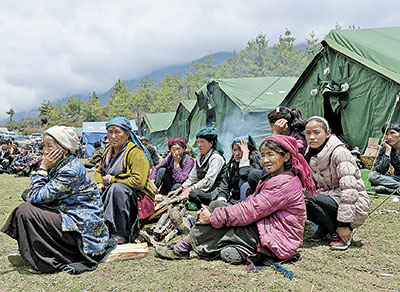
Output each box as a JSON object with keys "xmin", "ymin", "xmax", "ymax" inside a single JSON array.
[{"xmin": 94, "ymin": 141, "xmax": 154, "ymax": 201}]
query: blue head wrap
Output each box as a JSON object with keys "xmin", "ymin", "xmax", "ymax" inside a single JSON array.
[
  {"xmin": 106, "ymin": 116, "xmax": 151, "ymax": 162},
  {"xmin": 195, "ymin": 127, "xmax": 224, "ymax": 155}
]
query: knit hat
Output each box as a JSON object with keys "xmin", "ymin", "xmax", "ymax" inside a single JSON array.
[{"xmin": 45, "ymin": 126, "xmax": 79, "ymax": 154}]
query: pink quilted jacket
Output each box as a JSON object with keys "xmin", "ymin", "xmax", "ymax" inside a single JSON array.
[{"xmin": 210, "ymin": 172, "xmax": 306, "ymax": 260}]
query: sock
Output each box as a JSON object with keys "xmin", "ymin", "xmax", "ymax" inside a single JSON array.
[{"xmin": 174, "ymin": 237, "xmax": 192, "ymax": 253}]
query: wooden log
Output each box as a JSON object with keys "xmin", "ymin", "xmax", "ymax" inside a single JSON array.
[
  {"xmin": 138, "ymin": 230, "xmax": 161, "ymax": 247},
  {"xmin": 164, "ymin": 229, "xmax": 178, "ymax": 242},
  {"xmin": 103, "ymin": 243, "xmax": 148, "ymax": 263},
  {"xmin": 149, "ymin": 205, "xmax": 169, "ymax": 221}
]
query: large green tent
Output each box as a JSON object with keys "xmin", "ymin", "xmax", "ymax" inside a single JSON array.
[
  {"xmin": 140, "ymin": 112, "xmax": 175, "ymax": 153},
  {"xmin": 188, "ymin": 76, "xmax": 298, "ymax": 153},
  {"xmin": 167, "ymin": 99, "xmax": 196, "ymax": 142},
  {"xmin": 281, "ymin": 27, "xmax": 400, "ymax": 151}
]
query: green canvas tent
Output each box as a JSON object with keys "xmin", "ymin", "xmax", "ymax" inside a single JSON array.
[
  {"xmin": 140, "ymin": 112, "xmax": 175, "ymax": 153},
  {"xmin": 167, "ymin": 99, "xmax": 197, "ymax": 142},
  {"xmin": 188, "ymin": 76, "xmax": 298, "ymax": 153},
  {"xmin": 281, "ymin": 27, "xmax": 400, "ymax": 151}
]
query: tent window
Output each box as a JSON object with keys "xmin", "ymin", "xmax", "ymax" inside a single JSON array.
[{"xmin": 206, "ymin": 108, "xmax": 216, "ymax": 127}]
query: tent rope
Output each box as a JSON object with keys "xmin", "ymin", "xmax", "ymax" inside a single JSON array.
[{"xmin": 241, "ymin": 76, "xmax": 283, "ymax": 114}]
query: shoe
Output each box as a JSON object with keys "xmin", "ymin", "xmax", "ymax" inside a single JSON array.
[
  {"xmin": 329, "ymin": 234, "xmax": 351, "ymax": 250},
  {"xmin": 7, "ymin": 251, "xmax": 27, "ymax": 266},
  {"xmin": 110, "ymin": 234, "xmax": 127, "ymax": 245},
  {"xmin": 310, "ymin": 228, "xmax": 329, "ymax": 242},
  {"xmin": 375, "ymin": 186, "xmax": 396, "ymax": 194},
  {"xmin": 155, "ymin": 245, "xmax": 189, "ymax": 260},
  {"xmin": 169, "ymin": 207, "xmax": 190, "ymax": 235},
  {"xmin": 220, "ymin": 247, "xmax": 244, "ymax": 265}
]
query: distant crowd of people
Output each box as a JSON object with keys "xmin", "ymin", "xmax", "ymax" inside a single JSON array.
[{"xmin": 3, "ymin": 107, "xmax": 400, "ymax": 274}]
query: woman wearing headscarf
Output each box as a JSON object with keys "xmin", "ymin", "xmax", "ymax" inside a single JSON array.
[
  {"xmin": 171, "ymin": 127, "xmax": 226, "ymax": 209},
  {"xmin": 1, "ymin": 126, "xmax": 109, "ymax": 273},
  {"xmin": 149, "ymin": 138, "xmax": 194, "ymax": 195},
  {"xmin": 94, "ymin": 117, "xmax": 155, "ymax": 244},
  {"xmin": 155, "ymin": 135, "xmax": 314, "ymax": 265},
  {"xmin": 216, "ymin": 135, "xmax": 263, "ymax": 204}
]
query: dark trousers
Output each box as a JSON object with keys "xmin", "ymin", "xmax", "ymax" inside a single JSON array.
[
  {"xmin": 155, "ymin": 167, "xmax": 182, "ymax": 195},
  {"xmin": 306, "ymin": 193, "xmax": 339, "ymax": 233},
  {"xmin": 189, "ymin": 189, "xmax": 213, "ymax": 208},
  {"xmin": 248, "ymin": 168, "xmax": 267, "ymax": 193}
]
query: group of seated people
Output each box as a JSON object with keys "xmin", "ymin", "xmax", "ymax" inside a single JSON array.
[
  {"xmin": 6, "ymin": 106, "xmax": 400, "ymax": 274},
  {"xmin": 0, "ymin": 140, "xmax": 43, "ymax": 176}
]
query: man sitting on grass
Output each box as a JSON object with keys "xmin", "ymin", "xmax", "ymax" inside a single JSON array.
[{"xmin": 369, "ymin": 121, "xmax": 400, "ymax": 195}]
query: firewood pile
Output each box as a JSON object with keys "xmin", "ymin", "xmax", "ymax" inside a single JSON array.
[{"xmin": 138, "ymin": 193, "xmax": 192, "ymax": 247}]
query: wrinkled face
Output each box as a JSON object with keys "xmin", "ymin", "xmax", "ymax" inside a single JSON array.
[
  {"xmin": 107, "ymin": 126, "xmax": 129, "ymax": 150},
  {"xmin": 43, "ymin": 136, "xmax": 65, "ymax": 162},
  {"xmin": 260, "ymin": 145, "xmax": 289, "ymax": 176},
  {"xmin": 197, "ymin": 137, "xmax": 213, "ymax": 155},
  {"xmin": 232, "ymin": 144, "xmax": 243, "ymax": 162},
  {"xmin": 385, "ymin": 129, "xmax": 400, "ymax": 148},
  {"xmin": 305, "ymin": 120, "xmax": 330, "ymax": 149},
  {"xmin": 170, "ymin": 144, "xmax": 184, "ymax": 160}
]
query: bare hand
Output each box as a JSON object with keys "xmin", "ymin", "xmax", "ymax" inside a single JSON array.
[
  {"xmin": 336, "ymin": 226, "xmax": 351, "ymax": 243},
  {"xmin": 195, "ymin": 205, "xmax": 211, "ymax": 225},
  {"xmin": 168, "ymin": 186, "xmax": 182, "ymax": 197},
  {"xmin": 239, "ymin": 139, "xmax": 250, "ymax": 159},
  {"xmin": 102, "ymin": 174, "xmax": 112, "ymax": 185},
  {"xmin": 272, "ymin": 119, "xmax": 289, "ymax": 135},
  {"xmin": 181, "ymin": 186, "xmax": 194, "ymax": 199},
  {"xmin": 97, "ymin": 183, "xmax": 105, "ymax": 194},
  {"xmin": 151, "ymin": 181, "xmax": 159, "ymax": 194},
  {"xmin": 383, "ymin": 140, "xmax": 392, "ymax": 156},
  {"xmin": 40, "ymin": 149, "xmax": 64, "ymax": 170}
]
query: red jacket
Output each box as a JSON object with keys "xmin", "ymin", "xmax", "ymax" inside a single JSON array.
[{"xmin": 210, "ymin": 172, "xmax": 306, "ymax": 259}]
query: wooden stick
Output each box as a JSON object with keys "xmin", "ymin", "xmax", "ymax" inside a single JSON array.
[{"xmin": 103, "ymin": 243, "xmax": 148, "ymax": 263}]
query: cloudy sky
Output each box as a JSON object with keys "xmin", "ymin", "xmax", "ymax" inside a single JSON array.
[{"xmin": 0, "ymin": 0, "xmax": 398, "ymax": 120}]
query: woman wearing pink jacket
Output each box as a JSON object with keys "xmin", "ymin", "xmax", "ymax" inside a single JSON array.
[{"xmin": 155, "ymin": 135, "xmax": 315, "ymax": 264}]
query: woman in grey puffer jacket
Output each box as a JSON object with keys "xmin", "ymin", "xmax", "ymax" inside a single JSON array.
[{"xmin": 304, "ymin": 116, "xmax": 370, "ymax": 250}]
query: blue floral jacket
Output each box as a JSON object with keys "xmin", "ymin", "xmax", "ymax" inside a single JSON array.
[{"xmin": 28, "ymin": 156, "xmax": 109, "ymax": 256}]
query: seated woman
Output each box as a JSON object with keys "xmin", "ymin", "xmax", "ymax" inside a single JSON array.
[
  {"xmin": 1, "ymin": 126, "xmax": 109, "ymax": 273},
  {"xmin": 304, "ymin": 116, "xmax": 370, "ymax": 250},
  {"xmin": 369, "ymin": 121, "xmax": 400, "ymax": 194},
  {"xmin": 216, "ymin": 135, "xmax": 263, "ymax": 204},
  {"xmin": 84, "ymin": 141, "xmax": 105, "ymax": 169},
  {"xmin": 8, "ymin": 145, "xmax": 33, "ymax": 174},
  {"xmin": 156, "ymin": 135, "xmax": 313, "ymax": 265},
  {"xmin": 94, "ymin": 117, "xmax": 155, "ymax": 244},
  {"xmin": 268, "ymin": 106, "xmax": 307, "ymax": 155},
  {"xmin": 149, "ymin": 138, "xmax": 194, "ymax": 195},
  {"xmin": 170, "ymin": 127, "xmax": 226, "ymax": 209},
  {"xmin": 248, "ymin": 106, "xmax": 307, "ymax": 193}
]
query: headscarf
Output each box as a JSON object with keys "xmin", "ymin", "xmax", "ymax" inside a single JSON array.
[
  {"xmin": 106, "ymin": 116, "xmax": 151, "ymax": 162},
  {"xmin": 195, "ymin": 127, "xmax": 224, "ymax": 155},
  {"xmin": 45, "ymin": 126, "xmax": 79, "ymax": 154},
  {"xmin": 168, "ymin": 138, "xmax": 187, "ymax": 149},
  {"xmin": 263, "ymin": 135, "xmax": 316, "ymax": 196},
  {"xmin": 232, "ymin": 135, "xmax": 256, "ymax": 148}
]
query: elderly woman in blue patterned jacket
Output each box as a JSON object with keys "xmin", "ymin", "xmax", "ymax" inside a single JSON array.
[{"xmin": 1, "ymin": 126, "xmax": 109, "ymax": 273}]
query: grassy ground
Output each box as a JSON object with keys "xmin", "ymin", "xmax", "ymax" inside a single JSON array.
[{"xmin": 0, "ymin": 174, "xmax": 399, "ymax": 292}]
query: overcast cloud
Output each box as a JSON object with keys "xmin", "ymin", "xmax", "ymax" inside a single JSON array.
[{"xmin": 0, "ymin": 0, "xmax": 398, "ymax": 120}]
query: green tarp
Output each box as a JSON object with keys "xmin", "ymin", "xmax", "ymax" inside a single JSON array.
[
  {"xmin": 140, "ymin": 112, "xmax": 175, "ymax": 153},
  {"xmin": 188, "ymin": 76, "xmax": 298, "ymax": 153},
  {"xmin": 281, "ymin": 27, "xmax": 400, "ymax": 152},
  {"xmin": 167, "ymin": 99, "xmax": 196, "ymax": 142}
]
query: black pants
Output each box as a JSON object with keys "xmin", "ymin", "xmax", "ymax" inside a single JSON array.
[
  {"xmin": 306, "ymin": 193, "xmax": 339, "ymax": 233},
  {"xmin": 189, "ymin": 189, "xmax": 213, "ymax": 208},
  {"xmin": 248, "ymin": 169, "xmax": 267, "ymax": 193},
  {"xmin": 155, "ymin": 167, "xmax": 182, "ymax": 195}
]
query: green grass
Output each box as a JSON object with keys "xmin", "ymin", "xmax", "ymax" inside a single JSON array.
[{"xmin": 0, "ymin": 174, "xmax": 399, "ymax": 291}]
